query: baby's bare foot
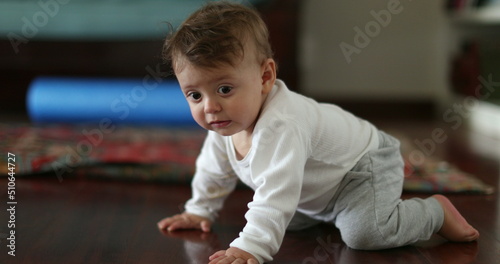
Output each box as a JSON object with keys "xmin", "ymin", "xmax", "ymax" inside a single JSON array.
[{"xmin": 433, "ymin": 195, "xmax": 479, "ymax": 242}]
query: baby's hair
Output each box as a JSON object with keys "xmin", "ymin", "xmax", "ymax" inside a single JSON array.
[{"xmin": 163, "ymin": 1, "xmax": 274, "ymax": 73}]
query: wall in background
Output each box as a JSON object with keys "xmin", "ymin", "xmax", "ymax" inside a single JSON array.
[{"xmin": 298, "ymin": 0, "xmax": 452, "ymax": 106}]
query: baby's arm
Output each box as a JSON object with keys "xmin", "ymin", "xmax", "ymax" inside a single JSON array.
[
  {"xmin": 158, "ymin": 132, "xmax": 236, "ymax": 233},
  {"xmin": 157, "ymin": 212, "xmax": 212, "ymax": 232}
]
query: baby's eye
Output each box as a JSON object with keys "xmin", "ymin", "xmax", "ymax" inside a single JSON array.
[
  {"xmin": 217, "ymin": 86, "xmax": 233, "ymax": 95},
  {"xmin": 187, "ymin": 92, "xmax": 202, "ymax": 101}
]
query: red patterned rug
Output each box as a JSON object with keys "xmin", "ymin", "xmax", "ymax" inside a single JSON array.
[{"xmin": 0, "ymin": 123, "xmax": 206, "ymax": 183}]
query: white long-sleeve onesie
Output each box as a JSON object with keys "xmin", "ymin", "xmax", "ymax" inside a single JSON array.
[{"xmin": 184, "ymin": 80, "xmax": 379, "ymax": 263}]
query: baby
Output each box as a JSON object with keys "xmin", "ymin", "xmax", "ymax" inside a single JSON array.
[{"xmin": 157, "ymin": 2, "xmax": 479, "ymax": 263}]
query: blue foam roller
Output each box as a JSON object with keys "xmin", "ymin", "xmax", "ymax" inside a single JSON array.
[{"xmin": 27, "ymin": 76, "xmax": 196, "ymax": 126}]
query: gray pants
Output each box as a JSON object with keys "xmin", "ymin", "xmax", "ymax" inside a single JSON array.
[{"xmin": 288, "ymin": 131, "xmax": 444, "ymax": 250}]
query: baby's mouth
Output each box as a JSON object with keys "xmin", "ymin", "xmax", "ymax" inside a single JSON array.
[{"xmin": 209, "ymin": 120, "xmax": 232, "ymax": 128}]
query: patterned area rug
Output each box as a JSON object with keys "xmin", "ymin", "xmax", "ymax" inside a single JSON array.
[
  {"xmin": 0, "ymin": 123, "xmax": 206, "ymax": 183},
  {"xmin": 403, "ymin": 159, "xmax": 494, "ymax": 194},
  {"xmin": 0, "ymin": 123, "xmax": 494, "ymax": 194}
]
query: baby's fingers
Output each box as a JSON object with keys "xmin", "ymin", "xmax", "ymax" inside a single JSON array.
[
  {"xmin": 157, "ymin": 213, "xmax": 212, "ymax": 232},
  {"xmin": 209, "ymin": 250, "xmax": 226, "ymax": 261},
  {"xmin": 168, "ymin": 219, "xmax": 211, "ymax": 232},
  {"xmin": 157, "ymin": 217, "xmax": 175, "ymax": 230},
  {"xmin": 200, "ymin": 220, "xmax": 211, "ymax": 232},
  {"xmin": 157, "ymin": 214, "xmax": 192, "ymax": 231},
  {"xmin": 167, "ymin": 217, "xmax": 207, "ymax": 231}
]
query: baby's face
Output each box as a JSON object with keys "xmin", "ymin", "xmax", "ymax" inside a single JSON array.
[{"xmin": 175, "ymin": 52, "xmax": 273, "ymax": 137}]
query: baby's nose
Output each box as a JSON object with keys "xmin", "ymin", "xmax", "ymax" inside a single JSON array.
[{"xmin": 204, "ymin": 97, "xmax": 221, "ymax": 113}]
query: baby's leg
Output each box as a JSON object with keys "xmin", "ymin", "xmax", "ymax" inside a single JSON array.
[
  {"xmin": 328, "ymin": 158, "xmax": 445, "ymax": 248},
  {"xmin": 432, "ymin": 194, "xmax": 479, "ymax": 242},
  {"xmin": 325, "ymin": 132, "xmax": 444, "ymax": 249}
]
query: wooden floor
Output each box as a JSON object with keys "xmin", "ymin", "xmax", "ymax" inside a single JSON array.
[{"xmin": 0, "ymin": 120, "xmax": 499, "ymax": 264}]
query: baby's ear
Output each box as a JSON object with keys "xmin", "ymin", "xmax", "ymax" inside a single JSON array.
[{"xmin": 261, "ymin": 58, "xmax": 276, "ymax": 94}]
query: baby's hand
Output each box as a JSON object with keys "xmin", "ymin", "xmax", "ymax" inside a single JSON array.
[
  {"xmin": 157, "ymin": 212, "xmax": 212, "ymax": 232},
  {"xmin": 209, "ymin": 247, "xmax": 259, "ymax": 264}
]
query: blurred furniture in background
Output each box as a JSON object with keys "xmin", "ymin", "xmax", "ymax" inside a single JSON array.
[{"xmin": 0, "ymin": 0, "xmax": 300, "ymax": 117}]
